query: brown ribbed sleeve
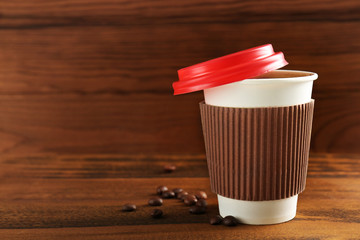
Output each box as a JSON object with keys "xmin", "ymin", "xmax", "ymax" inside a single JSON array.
[{"xmin": 200, "ymin": 100, "xmax": 314, "ymax": 201}]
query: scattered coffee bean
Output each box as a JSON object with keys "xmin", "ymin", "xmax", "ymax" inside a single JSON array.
[
  {"xmin": 184, "ymin": 195, "xmax": 198, "ymax": 206},
  {"xmin": 151, "ymin": 209, "xmax": 163, "ymax": 218},
  {"xmin": 177, "ymin": 191, "xmax": 189, "ymax": 200},
  {"xmin": 122, "ymin": 203, "xmax": 136, "ymax": 212},
  {"xmin": 189, "ymin": 206, "xmax": 206, "ymax": 214},
  {"xmin": 223, "ymin": 216, "xmax": 238, "ymax": 226},
  {"xmin": 164, "ymin": 164, "xmax": 176, "ymax": 173},
  {"xmin": 173, "ymin": 188, "xmax": 183, "ymax": 197},
  {"xmin": 162, "ymin": 190, "xmax": 175, "ymax": 199},
  {"xmin": 209, "ymin": 215, "xmax": 223, "ymax": 225},
  {"xmin": 195, "ymin": 191, "xmax": 207, "ymax": 200},
  {"xmin": 156, "ymin": 186, "xmax": 168, "ymax": 195},
  {"xmin": 148, "ymin": 197, "xmax": 163, "ymax": 206},
  {"xmin": 196, "ymin": 199, "xmax": 207, "ymax": 208}
]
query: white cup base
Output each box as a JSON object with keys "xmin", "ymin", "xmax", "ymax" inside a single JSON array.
[{"xmin": 217, "ymin": 194, "xmax": 298, "ymax": 225}]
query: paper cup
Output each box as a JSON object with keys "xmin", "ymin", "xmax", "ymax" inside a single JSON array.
[{"xmin": 201, "ymin": 70, "xmax": 318, "ymax": 225}]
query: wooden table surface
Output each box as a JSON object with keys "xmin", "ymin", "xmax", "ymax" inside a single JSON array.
[{"xmin": 0, "ymin": 153, "xmax": 359, "ymax": 239}]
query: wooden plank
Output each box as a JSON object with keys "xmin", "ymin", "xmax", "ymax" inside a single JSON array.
[
  {"xmin": 0, "ymin": 23, "xmax": 359, "ymax": 94},
  {"xmin": 0, "ymin": 92, "xmax": 359, "ymax": 155},
  {"xmin": 0, "ymin": 154, "xmax": 210, "ymax": 179},
  {"xmin": 0, "ymin": 93, "xmax": 205, "ymax": 155},
  {"xmin": 1, "ymin": 222, "xmax": 359, "ymax": 240},
  {"xmin": 1, "ymin": 0, "xmax": 359, "ymax": 27},
  {"xmin": 0, "ymin": 154, "xmax": 359, "ymax": 239},
  {"xmin": 312, "ymin": 92, "xmax": 360, "ymax": 154},
  {"xmin": 1, "ymin": 153, "xmax": 359, "ymax": 180}
]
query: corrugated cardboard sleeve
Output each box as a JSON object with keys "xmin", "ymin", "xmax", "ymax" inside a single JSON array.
[{"xmin": 200, "ymin": 100, "xmax": 314, "ymax": 201}]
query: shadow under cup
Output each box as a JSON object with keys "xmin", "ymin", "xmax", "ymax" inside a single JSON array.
[{"xmin": 200, "ymin": 70, "xmax": 318, "ymax": 225}]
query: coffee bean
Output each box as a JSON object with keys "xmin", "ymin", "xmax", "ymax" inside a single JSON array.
[
  {"xmin": 209, "ymin": 215, "xmax": 223, "ymax": 225},
  {"xmin": 162, "ymin": 190, "xmax": 175, "ymax": 199},
  {"xmin": 122, "ymin": 203, "xmax": 136, "ymax": 212},
  {"xmin": 156, "ymin": 186, "xmax": 168, "ymax": 195},
  {"xmin": 172, "ymin": 188, "xmax": 183, "ymax": 197},
  {"xmin": 177, "ymin": 191, "xmax": 188, "ymax": 200},
  {"xmin": 196, "ymin": 199, "xmax": 207, "ymax": 208},
  {"xmin": 177, "ymin": 192, "xmax": 189, "ymax": 202},
  {"xmin": 195, "ymin": 191, "xmax": 207, "ymax": 200},
  {"xmin": 189, "ymin": 206, "xmax": 206, "ymax": 214},
  {"xmin": 151, "ymin": 209, "xmax": 163, "ymax": 218},
  {"xmin": 184, "ymin": 195, "xmax": 198, "ymax": 206},
  {"xmin": 223, "ymin": 216, "xmax": 238, "ymax": 226},
  {"xmin": 164, "ymin": 164, "xmax": 176, "ymax": 173},
  {"xmin": 148, "ymin": 197, "xmax": 163, "ymax": 206}
]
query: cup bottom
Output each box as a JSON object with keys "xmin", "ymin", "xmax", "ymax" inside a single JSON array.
[{"xmin": 217, "ymin": 194, "xmax": 298, "ymax": 225}]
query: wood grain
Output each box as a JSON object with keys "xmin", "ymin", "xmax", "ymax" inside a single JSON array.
[
  {"xmin": 1, "ymin": 0, "xmax": 359, "ymax": 27},
  {"xmin": 0, "ymin": 0, "xmax": 359, "ymax": 154},
  {"xmin": 0, "ymin": 153, "xmax": 359, "ymax": 239},
  {"xmin": 1, "ymin": 223, "xmax": 359, "ymax": 240},
  {"xmin": 0, "ymin": 92, "xmax": 359, "ymax": 155},
  {"xmin": 0, "ymin": 93, "xmax": 204, "ymax": 155},
  {"xmin": 0, "ymin": 23, "xmax": 359, "ymax": 94},
  {"xmin": 312, "ymin": 92, "xmax": 360, "ymax": 154}
]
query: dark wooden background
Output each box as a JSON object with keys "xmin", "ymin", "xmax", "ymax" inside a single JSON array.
[{"xmin": 0, "ymin": 0, "xmax": 359, "ymax": 155}]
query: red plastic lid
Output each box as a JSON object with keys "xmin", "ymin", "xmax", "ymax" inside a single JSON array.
[{"xmin": 173, "ymin": 44, "xmax": 288, "ymax": 95}]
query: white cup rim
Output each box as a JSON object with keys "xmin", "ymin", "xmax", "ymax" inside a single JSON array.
[{"xmin": 240, "ymin": 70, "xmax": 318, "ymax": 84}]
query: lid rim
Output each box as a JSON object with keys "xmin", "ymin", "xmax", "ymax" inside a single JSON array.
[
  {"xmin": 173, "ymin": 44, "xmax": 288, "ymax": 95},
  {"xmin": 177, "ymin": 52, "xmax": 286, "ymax": 83},
  {"xmin": 173, "ymin": 61, "xmax": 288, "ymax": 95}
]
